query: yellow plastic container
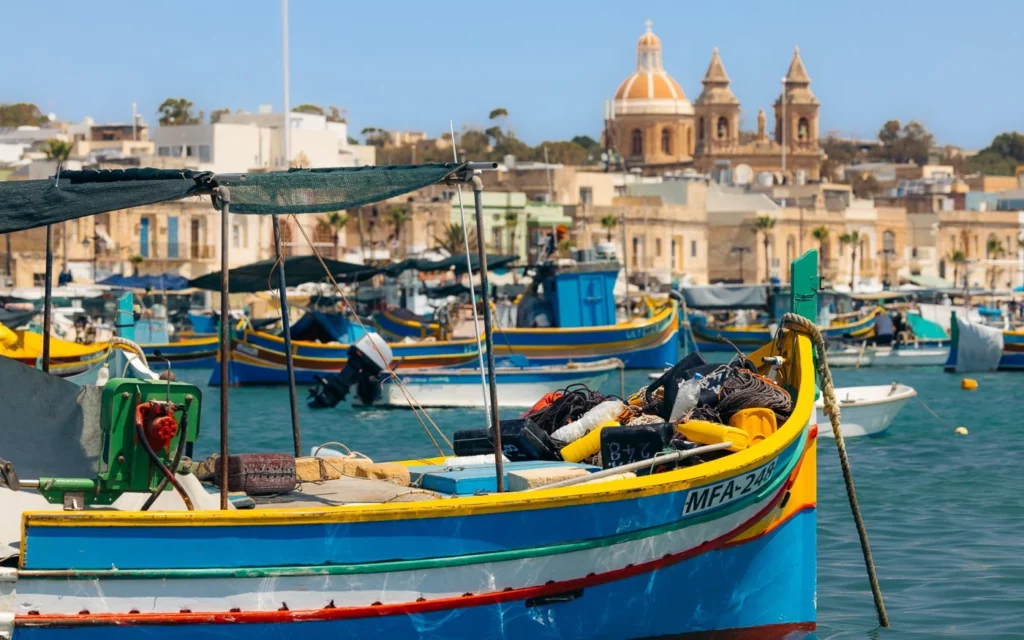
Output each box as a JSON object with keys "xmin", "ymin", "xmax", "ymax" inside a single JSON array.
[
  {"xmin": 728, "ymin": 407, "xmax": 778, "ymax": 445},
  {"xmin": 676, "ymin": 420, "xmax": 752, "ymax": 452},
  {"xmin": 961, "ymin": 378, "xmax": 978, "ymax": 391},
  {"xmin": 559, "ymin": 421, "xmax": 619, "ymax": 462}
]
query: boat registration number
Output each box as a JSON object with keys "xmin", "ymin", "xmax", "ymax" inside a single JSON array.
[{"xmin": 682, "ymin": 459, "xmax": 777, "ymax": 516}]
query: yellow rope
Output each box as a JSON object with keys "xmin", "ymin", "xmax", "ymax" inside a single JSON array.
[{"xmin": 781, "ymin": 312, "xmax": 889, "ymax": 628}]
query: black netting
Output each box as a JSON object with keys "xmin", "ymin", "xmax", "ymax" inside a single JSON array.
[{"xmin": 217, "ymin": 164, "xmax": 461, "ymax": 215}]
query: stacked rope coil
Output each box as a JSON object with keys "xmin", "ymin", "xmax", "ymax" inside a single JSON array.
[
  {"xmin": 715, "ymin": 369, "xmax": 793, "ymax": 425},
  {"xmin": 528, "ymin": 384, "xmax": 615, "ymax": 434}
]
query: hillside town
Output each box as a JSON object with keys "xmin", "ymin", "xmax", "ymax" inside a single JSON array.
[{"xmin": 2, "ymin": 22, "xmax": 1023, "ymax": 292}]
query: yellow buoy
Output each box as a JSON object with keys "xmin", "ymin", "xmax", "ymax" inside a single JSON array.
[
  {"xmin": 961, "ymin": 378, "xmax": 978, "ymax": 390},
  {"xmin": 954, "ymin": 426, "xmax": 968, "ymax": 436}
]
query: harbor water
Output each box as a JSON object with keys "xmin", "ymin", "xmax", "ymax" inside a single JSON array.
[{"xmin": 179, "ymin": 365, "xmax": 1023, "ymax": 639}]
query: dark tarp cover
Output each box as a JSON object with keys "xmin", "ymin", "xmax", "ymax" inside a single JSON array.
[
  {"xmin": 381, "ymin": 254, "xmax": 519, "ymax": 277},
  {"xmin": 0, "ymin": 307, "xmax": 36, "ymax": 328},
  {"xmin": 678, "ymin": 285, "xmax": 769, "ymax": 310},
  {"xmin": 217, "ymin": 164, "xmax": 461, "ymax": 215},
  {"xmin": 98, "ymin": 273, "xmax": 191, "ymax": 290},
  {"xmin": 289, "ymin": 311, "xmax": 357, "ymax": 343},
  {"xmin": 0, "ymin": 169, "xmax": 211, "ymax": 234},
  {"xmin": 188, "ymin": 255, "xmax": 375, "ymax": 293}
]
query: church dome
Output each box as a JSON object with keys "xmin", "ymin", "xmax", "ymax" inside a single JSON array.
[{"xmin": 612, "ymin": 21, "xmax": 693, "ymax": 116}]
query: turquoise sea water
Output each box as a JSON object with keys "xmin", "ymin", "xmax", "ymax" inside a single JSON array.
[{"xmin": 178, "ymin": 364, "xmax": 1023, "ymax": 639}]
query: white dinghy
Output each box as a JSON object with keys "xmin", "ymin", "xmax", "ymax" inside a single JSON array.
[{"xmin": 817, "ymin": 383, "xmax": 916, "ymax": 438}]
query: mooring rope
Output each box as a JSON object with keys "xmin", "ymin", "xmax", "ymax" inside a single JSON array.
[{"xmin": 781, "ymin": 312, "xmax": 890, "ymax": 628}]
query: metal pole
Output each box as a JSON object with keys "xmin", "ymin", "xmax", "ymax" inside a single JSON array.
[
  {"xmin": 41, "ymin": 226, "xmax": 53, "ymax": 373},
  {"xmin": 620, "ymin": 211, "xmax": 631, "ymax": 320},
  {"xmin": 4, "ymin": 234, "xmax": 11, "ymax": 284},
  {"xmin": 273, "ymin": 215, "xmax": 301, "ymax": 457},
  {"xmin": 216, "ymin": 187, "xmax": 231, "ymax": 510},
  {"xmin": 472, "ymin": 176, "xmax": 504, "ymax": 492},
  {"xmin": 281, "ymin": 0, "xmax": 290, "ymax": 170}
]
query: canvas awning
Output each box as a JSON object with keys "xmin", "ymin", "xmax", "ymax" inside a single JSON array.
[
  {"xmin": 678, "ymin": 285, "xmax": 769, "ymax": 310},
  {"xmin": 189, "ymin": 256, "xmax": 376, "ymax": 293},
  {"xmin": 904, "ymin": 275, "xmax": 953, "ymax": 289},
  {"xmin": 99, "ymin": 273, "xmax": 191, "ymax": 290}
]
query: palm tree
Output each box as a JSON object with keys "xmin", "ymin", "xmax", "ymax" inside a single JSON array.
[
  {"xmin": 839, "ymin": 230, "xmax": 861, "ymax": 291},
  {"xmin": 986, "ymin": 238, "xmax": 1004, "ymax": 291},
  {"xmin": 949, "ymin": 250, "xmax": 967, "ymax": 288},
  {"xmin": 600, "ymin": 214, "xmax": 618, "ymax": 242},
  {"xmin": 811, "ymin": 226, "xmax": 829, "ymax": 275},
  {"xmin": 324, "ymin": 212, "xmax": 349, "ymax": 259},
  {"xmin": 504, "ymin": 211, "xmax": 519, "ymax": 257},
  {"xmin": 488, "ymin": 107, "xmax": 509, "ymax": 134},
  {"xmin": 433, "ymin": 223, "xmax": 477, "ymax": 255},
  {"xmin": 128, "ymin": 254, "xmax": 144, "ymax": 277},
  {"xmin": 388, "ymin": 205, "xmax": 409, "ymax": 258},
  {"xmin": 754, "ymin": 216, "xmax": 776, "ymax": 283},
  {"xmin": 44, "ymin": 139, "xmax": 75, "ymax": 270}
]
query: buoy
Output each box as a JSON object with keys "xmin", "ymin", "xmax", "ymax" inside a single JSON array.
[
  {"xmin": 954, "ymin": 426, "xmax": 968, "ymax": 436},
  {"xmin": 961, "ymin": 378, "xmax": 978, "ymax": 390}
]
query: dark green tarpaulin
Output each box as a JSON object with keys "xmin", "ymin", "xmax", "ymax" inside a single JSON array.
[
  {"xmin": 189, "ymin": 256, "xmax": 375, "ymax": 293},
  {"xmin": 217, "ymin": 164, "xmax": 462, "ymax": 215},
  {"xmin": 0, "ymin": 164, "xmax": 463, "ymax": 233},
  {"xmin": 0, "ymin": 169, "xmax": 210, "ymax": 234},
  {"xmin": 381, "ymin": 254, "xmax": 519, "ymax": 277}
]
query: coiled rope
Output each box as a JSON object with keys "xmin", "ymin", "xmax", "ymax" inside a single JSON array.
[
  {"xmin": 781, "ymin": 312, "xmax": 889, "ymax": 628},
  {"xmin": 716, "ymin": 369, "xmax": 793, "ymax": 425}
]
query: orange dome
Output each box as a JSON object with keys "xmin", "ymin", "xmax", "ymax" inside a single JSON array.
[{"xmin": 612, "ymin": 21, "xmax": 692, "ymax": 116}]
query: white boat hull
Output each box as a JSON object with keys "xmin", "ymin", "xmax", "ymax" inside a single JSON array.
[
  {"xmin": 367, "ymin": 359, "xmax": 623, "ymax": 408},
  {"xmin": 828, "ymin": 344, "xmax": 949, "ymax": 368},
  {"xmin": 816, "ymin": 384, "xmax": 916, "ymax": 438}
]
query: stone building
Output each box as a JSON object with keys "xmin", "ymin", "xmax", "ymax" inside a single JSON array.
[{"xmin": 605, "ymin": 23, "xmax": 823, "ymax": 182}]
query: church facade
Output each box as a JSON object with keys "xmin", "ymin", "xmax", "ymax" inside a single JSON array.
[{"xmin": 606, "ymin": 22, "xmax": 823, "ymax": 182}]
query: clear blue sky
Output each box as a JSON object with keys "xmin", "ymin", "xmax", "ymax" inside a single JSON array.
[{"xmin": 4, "ymin": 0, "xmax": 1021, "ymax": 149}]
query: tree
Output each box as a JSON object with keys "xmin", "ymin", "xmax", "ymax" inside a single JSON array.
[
  {"xmin": 965, "ymin": 132, "xmax": 1024, "ymax": 176},
  {"xmin": 839, "ymin": 230, "xmax": 861, "ymax": 290},
  {"xmin": 873, "ymin": 119, "xmax": 933, "ymax": 165},
  {"xmin": 811, "ymin": 226, "xmax": 829, "ymax": 274},
  {"xmin": 42, "ymin": 139, "xmax": 73, "ymax": 163},
  {"xmin": 347, "ymin": 136, "xmax": 359, "ymax": 145},
  {"xmin": 986, "ymin": 238, "xmax": 1004, "ymax": 290},
  {"xmin": 361, "ymin": 127, "xmax": 390, "ymax": 147},
  {"xmin": 433, "ymin": 223, "xmax": 477, "ymax": 255},
  {"xmin": 326, "ymin": 106, "xmax": 346, "ymax": 123},
  {"xmin": 600, "ymin": 215, "xmax": 618, "ymax": 242},
  {"xmin": 128, "ymin": 254, "xmax": 144, "ymax": 276},
  {"xmin": 157, "ymin": 98, "xmax": 200, "ymax": 126},
  {"xmin": 849, "ymin": 173, "xmax": 882, "ymax": 199},
  {"xmin": 488, "ymin": 107, "xmax": 509, "ymax": 133},
  {"xmin": 571, "ymin": 135, "xmax": 599, "ymax": 150},
  {"xmin": 485, "ymin": 126, "xmax": 505, "ymax": 147},
  {"xmin": 948, "ymin": 250, "xmax": 967, "ymax": 288},
  {"xmin": 535, "ymin": 140, "xmax": 588, "ymax": 165},
  {"xmin": 210, "ymin": 108, "xmax": 231, "ymax": 124},
  {"xmin": 325, "ymin": 212, "xmax": 349, "ymax": 259},
  {"xmin": 0, "ymin": 103, "xmax": 48, "ymax": 127},
  {"xmin": 293, "ymin": 104, "xmax": 324, "ymax": 116},
  {"xmin": 504, "ymin": 211, "xmax": 519, "ymax": 257},
  {"xmin": 754, "ymin": 216, "xmax": 777, "ymax": 282},
  {"xmin": 388, "ymin": 205, "xmax": 409, "ymax": 257}
]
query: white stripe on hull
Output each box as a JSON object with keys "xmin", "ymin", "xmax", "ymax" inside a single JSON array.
[
  {"xmin": 377, "ymin": 372, "xmax": 613, "ymax": 407},
  {"xmin": 15, "ymin": 489, "xmax": 778, "ymax": 616}
]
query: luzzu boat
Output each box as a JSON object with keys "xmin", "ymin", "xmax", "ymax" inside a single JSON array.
[
  {"xmin": 0, "ymin": 322, "xmax": 110, "ymax": 378},
  {"xmin": 374, "ymin": 307, "xmax": 443, "ymax": 341},
  {"xmin": 134, "ymin": 319, "xmax": 219, "ymax": 369},
  {"xmin": 690, "ymin": 307, "xmax": 879, "ymax": 350},
  {"xmin": 1, "ymin": 165, "xmax": 834, "ymax": 639},
  {"xmin": 945, "ymin": 311, "xmax": 1024, "ymax": 372},
  {"xmin": 211, "ymin": 320, "xmax": 481, "ymax": 385},
  {"xmin": 3, "ymin": 313, "xmax": 819, "ymax": 639}
]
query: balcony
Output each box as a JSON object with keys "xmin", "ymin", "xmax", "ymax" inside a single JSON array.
[{"xmin": 133, "ymin": 244, "xmax": 216, "ymax": 262}]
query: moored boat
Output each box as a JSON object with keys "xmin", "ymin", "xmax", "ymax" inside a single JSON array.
[
  {"xmin": 360, "ymin": 357, "xmax": 623, "ymax": 408},
  {"xmin": 945, "ymin": 312, "xmax": 1024, "ymax": 372},
  {"xmin": 0, "ymin": 322, "xmax": 109, "ymax": 378},
  {"xmin": 816, "ymin": 383, "xmax": 916, "ymax": 437},
  {"xmin": 827, "ymin": 343, "xmax": 949, "ymax": 368}
]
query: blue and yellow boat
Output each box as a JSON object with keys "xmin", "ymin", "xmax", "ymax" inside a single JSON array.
[{"xmin": 945, "ymin": 311, "xmax": 1024, "ymax": 371}]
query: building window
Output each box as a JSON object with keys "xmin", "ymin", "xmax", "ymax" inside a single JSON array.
[
  {"xmin": 185, "ymin": 145, "xmax": 194, "ymax": 157},
  {"xmin": 797, "ymin": 117, "xmax": 809, "ymax": 142},
  {"xmin": 579, "ymin": 187, "xmax": 593, "ymax": 208},
  {"xmin": 698, "ymin": 117, "xmax": 705, "ymax": 142},
  {"xmin": 716, "ymin": 117, "xmax": 729, "ymax": 140},
  {"xmin": 33, "ymin": 273, "xmax": 47, "ymax": 286},
  {"xmin": 631, "ymin": 129, "xmax": 643, "ymax": 156},
  {"xmin": 632, "ymin": 237, "xmax": 640, "ymax": 267},
  {"xmin": 655, "ymin": 237, "xmax": 662, "ymax": 258},
  {"xmin": 911, "ymin": 246, "xmax": 918, "ymax": 258},
  {"xmin": 690, "ymin": 239, "xmax": 697, "ymax": 258},
  {"xmin": 198, "ymin": 145, "xmax": 211, "ymax": 162},
  {"xmin": 883, "ymin": 230, "xmax": 895, "ymax": 252},
  {"xmin": 660, "ymin": 128, "xmax": 672, "ymax": 155},
  {"xmin": 157, "ymin": 146, "xmax": 171, "ymax": 157},
  {"xmin": 492, "ymin": 226, "xmax": 503, "ymax": 253}
]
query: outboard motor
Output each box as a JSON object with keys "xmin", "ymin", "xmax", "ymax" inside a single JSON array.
[{"xmin": 307, "ymin": 333, "xmax": 394, "ymax": 409}]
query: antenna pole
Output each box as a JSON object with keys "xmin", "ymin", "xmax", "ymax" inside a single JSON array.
[
  {"xmin": 41, "ymin": 225, "xmax": 53, "ymax": 373},
  {"xmin": 472, "ymin": 175, "xmax": 504, "ymax": 491},
  {"xmin": 273, "ymin": 216, "xmax": 301, "ymax": 456},
  {"xmin": 216, "ymin": 187, "xmax": 231, "ymax": 510}
]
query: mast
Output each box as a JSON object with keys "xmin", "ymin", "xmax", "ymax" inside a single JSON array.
[
  {"xmin": 216, "ymin": 186, "xmax": 231, "ymax": 510},
  {"xmin": 41, "ymin": 225, "xmax": 53, "ymax": 373}
]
